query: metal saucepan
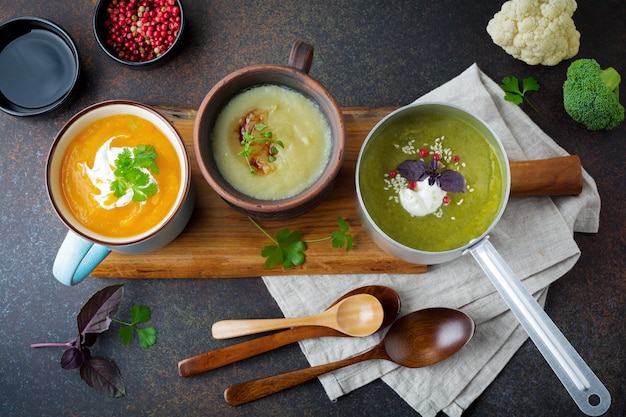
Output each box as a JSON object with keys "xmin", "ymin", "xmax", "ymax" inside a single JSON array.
[{"xmin": 355, "ymin": 102, "xmax": 610, "ymax": 416}]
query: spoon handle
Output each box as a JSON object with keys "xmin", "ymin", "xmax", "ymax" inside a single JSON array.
[
  {"xmin": 224, "ymin": 344, "xmax": 386, "ymax": 406},
  {"xmin": 212, "ymin": 314, "xmax": 330, "ymax": 339},
  {"xmin": 469, "ymin": 238, "xmax": 611, "ymax": 416},
  {"xmin": 178, "ymin": 326, "xmax": 345, "ymax": 377}
]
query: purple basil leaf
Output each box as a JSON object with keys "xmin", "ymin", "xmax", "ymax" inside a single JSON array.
[
  {"xmin": 80, "ymin": 355, "xmax": 126, "ymax": 398},
  {"xmin": 430, "ymin": 158, "xmax": 438, "ymax": 171},
  {"xmin": 82, "ymin": 333, "xmax": 99, "ymax": 347},
  {"xmin": 396, "ymin": 160, "xmax": 427, "ymax": 181},
  {"xmin": 77, "ymin": 285, "xmax": 124, "ymax": 336},
  {"xmin": 438, "ymin": 170, "xmax": 466, "ymax": 193},
  {"xmin": 61, "ymin": 346, "xmax": 88, "ymax": 370}
]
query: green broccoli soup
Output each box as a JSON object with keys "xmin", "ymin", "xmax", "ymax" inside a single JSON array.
[{"xmin": 358, "ymin": 111, "xmax": 504, "ymax": 252}]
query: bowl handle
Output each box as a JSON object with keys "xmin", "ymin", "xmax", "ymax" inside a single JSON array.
[
  {"xmin": 288, "ymin": 41, "xmax": 314, "ymax": 74},
  {"xmin": 53, "ymin": 231, "xmax": 111, "ymax": 286}
]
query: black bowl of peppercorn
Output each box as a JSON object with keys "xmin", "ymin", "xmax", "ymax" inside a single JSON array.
[{"xmin": 93, "ymin": 0, "xmax": 184, "ymax": 67}]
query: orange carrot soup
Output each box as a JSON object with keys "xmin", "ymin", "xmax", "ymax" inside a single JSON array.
[{"xmin": 60, "ymin": 114, "xmax": 181, "ymax": 239}]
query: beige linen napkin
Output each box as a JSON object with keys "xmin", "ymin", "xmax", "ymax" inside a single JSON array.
[{"xmin": 262, "ymin": 63, "xmax": 601, "ymax": 417}]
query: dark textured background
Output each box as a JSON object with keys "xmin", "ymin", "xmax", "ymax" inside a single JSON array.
[{"xmin": 1, "ymin": 1, "xmax": 624, "ymax": 416}]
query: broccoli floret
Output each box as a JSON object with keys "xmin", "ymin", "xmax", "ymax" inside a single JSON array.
[{"xmin": 563, "ymin": 58, "xmax": 624, "ymax": 131}]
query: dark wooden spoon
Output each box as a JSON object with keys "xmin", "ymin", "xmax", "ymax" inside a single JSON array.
[
  {"xmin": 178, "ymin": 285, "xmax": 401, "ymax": 377},
  {"xmin": 223, "ymin": 307, "xmax": 475, "ymax": 406}
]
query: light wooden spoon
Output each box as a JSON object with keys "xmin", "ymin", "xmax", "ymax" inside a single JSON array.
[{"xmin": 211, "ymin": 294, "xmax": 384, "ymax": 339}]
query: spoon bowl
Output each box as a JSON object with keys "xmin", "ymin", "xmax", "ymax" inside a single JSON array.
[
  {"xmin": 334, "ymin": 295, "xmax": 383, "ymax": 337},
  {"xmin": 211, "ymin": 294, "xmax": 384, "ymax": 339},
  {"xmin": 339, "ymin": 285, "xmax": 402, "ymax": 329},
  {"xmin": 224, "ymin": 307, "xmax": 475, "ymax": 405},
  {"xmin": 382, "ymin": 307, "xmax": 475, "ymax": 367},
  {"xmin": 178, "ymin": 285, "xmax": 400, "ymax": 377}
]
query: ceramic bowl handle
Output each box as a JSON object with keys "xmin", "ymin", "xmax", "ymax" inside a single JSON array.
[
  {"xmin": 53, "ymin": 231, "xmax": 111, "ymax": 286},
  {"xmin": 468, "ymin": 238, "xmax": 611, "ymax": 416},
  {"xmin": 288, "ymin": 41, "xmax": 314, "ymax": 74}
]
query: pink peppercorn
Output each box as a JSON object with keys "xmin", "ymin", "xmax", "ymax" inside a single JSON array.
[{"xmin": 102, "ymin": 0, "xmax": 181, "ymax": 63}]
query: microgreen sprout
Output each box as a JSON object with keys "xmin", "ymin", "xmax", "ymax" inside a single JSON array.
[{"xmin": 238, "ymin": 123, "xmax": 284, "ymax": 174}]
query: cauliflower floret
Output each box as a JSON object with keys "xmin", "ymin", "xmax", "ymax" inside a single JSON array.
[{"xmin": 486, "ymin": 0, "xmax": 580, "ymax": 66}]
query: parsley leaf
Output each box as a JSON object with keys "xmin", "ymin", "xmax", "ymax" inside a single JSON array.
[
  {"xmin": 110, "ymin": 145, "xmax": 160, "ymax": 202},
  {"xmin": 133, "ymin": 182, "xmax": 158, "ymax": 202},
  {"xmin": 249, "ymin": 216, "xmax": 353, "ymax": 269},
  {"xmin": 131, "ymin": 304, "xmax": 152, "ymax": 323},
  {"xmin": 114, "ymin": 148, "xmax": 134, "ymax": 173},
  {"xmin": 111, "ymin": 178, "xmax": 128, "ymax": 198},
  {"xmin": 261, "ymin": 228, "xmax": 307, "ymax": 268},
  {"xmin": 135, "ymin": 326, "xmax": 158, "ymax": 349},
  {"xmin": 282, "ymin": 242, "xmax": 307, "ymax": 268},
  {"xmin": 115, "ymin": 305, "xmax": 158, "ymax": 349},
  {"xmin": 331, "ymin": 217, "xmax": 353, "ymax": 250},
  {"xmin": 118, "ymin": 326, "xmax": 134, "ymax": 346},
  {"xmin": 133, "ymin": 145, "xmax": 160, "ymax": 174},
  {"xmin": 500, "ymin": 76, "xmax": 540, "ymax": 112}
]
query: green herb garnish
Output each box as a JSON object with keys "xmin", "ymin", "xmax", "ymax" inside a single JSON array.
[
  {"xmin": 113, "ymin": 305, "xmax": 158, "ymax": 349},
  {"xmin": 500, "ymin": 76, "xmax": 540, "ymax": 112},
  {"xmin": 249, "ymin": 216, "xmax": 353, "ymax": 268},
  {"xmin": 111, "ymin": 145, "xmax": 160, "ymax": 202},
  {"xmin": 238, "ymin": 123, "xmax": 284, "ymax": 174}
]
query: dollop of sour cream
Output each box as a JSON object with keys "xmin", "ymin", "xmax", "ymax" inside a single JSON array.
[
  {"xmin": 80, "ymin": 137, "xmax": 158, "ymax": 210},
  {"xmin": 399, "ymin": 179, "xmax": 447, "ymax": 217}
]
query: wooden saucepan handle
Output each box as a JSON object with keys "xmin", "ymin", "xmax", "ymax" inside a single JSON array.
[{"xmin": 510, "ymin": 155, "xmax": 582, "ymax": 197}]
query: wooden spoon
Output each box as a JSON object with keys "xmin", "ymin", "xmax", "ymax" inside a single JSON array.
[
  {"xmin": 178, "ymin": 285, "xmax": 401, "ymax": 377},
  {"xmin": 211, "ymin": 293, "xmax": 384, "ymax": 339},
  {"xmin": 224, "ymin": 308, "xmax": 475, "ymax": 406}
]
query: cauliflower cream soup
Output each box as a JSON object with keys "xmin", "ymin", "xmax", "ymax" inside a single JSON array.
[
  {"xmin": 212, "ymin": 85, "xmax": 331, "ymax": 200},
  {"xmin": 60, "ymin": 114, "xmax": 182, "ymax": 239},
  {"xmin": 358, "ymin": 111, "xmax": 504, "ymax": 252}
]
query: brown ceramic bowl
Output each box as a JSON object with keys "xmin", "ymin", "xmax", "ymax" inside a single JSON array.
[{"xmin": 193, "ymin": 42, "xmax": 345, "ymax": 220}]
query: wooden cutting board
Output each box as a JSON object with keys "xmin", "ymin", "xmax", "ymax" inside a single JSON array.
[
  {"xmin": 93, "ymin": 106, "xmax": 428, "ymax": 279},
  {"xmin": 92, "ymin": 105, "xmax": 582, "ymax": 279}
]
